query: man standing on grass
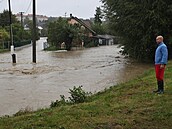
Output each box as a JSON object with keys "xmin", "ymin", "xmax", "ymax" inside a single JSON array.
[{"xmin": 154, "ymin": 35, "xmax": 168, "ymax": 94}]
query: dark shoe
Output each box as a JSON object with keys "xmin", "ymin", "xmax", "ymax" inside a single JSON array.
[
  {"xmin": 153, "ymin": 89, "xmax": 159, "ymax": 93},
  {"xmin": 157, "ymin": 90, "xmax": 164, "ymax": 94}
]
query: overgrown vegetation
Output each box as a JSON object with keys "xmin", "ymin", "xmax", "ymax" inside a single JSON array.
[
  {"xmin": 48, "ymin": 17, "xmax": 83, "ymax": 51},
  {"xmin": 50, "ymin": 86, "xmax": 91, "ymax": 108},
  {"xmin": 0, "ymin": 61, "xmax": 172, "ymax": 129},
  {"xmin": 92, "ymin": 7, "xmax": 104, "ymax": 35},
  {"xmin": 102, "ymin": 0, "xmax": 172, "ymax": 61}
]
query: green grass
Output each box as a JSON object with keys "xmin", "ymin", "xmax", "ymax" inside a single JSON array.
[
  {"xmin": 0, "ymin": 49, "xmax": 9, "ymax": 53},
  {"xmin": 44, "ymin": 46, "xmax": 60, "ymax": 51},
  {"xmin": 0, "ymin": 61, "xmax": 172, "ymax": 129}
]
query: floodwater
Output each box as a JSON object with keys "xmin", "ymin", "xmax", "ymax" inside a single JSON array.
[{"xmin": 0, "ymin": 37, "xmax": 151, "ymax": 116}]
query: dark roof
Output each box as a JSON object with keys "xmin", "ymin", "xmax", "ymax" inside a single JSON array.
[
  {"xmin": 70, "ymin": 14, "xmax": 96, "ymax": 35},
  {"xmin": 93, "ymin": 34, "xmax": 116, "ymax": 39},
  {"xmin": 81, "ymin": 20, "xmax": 92, "ymax": 28}
]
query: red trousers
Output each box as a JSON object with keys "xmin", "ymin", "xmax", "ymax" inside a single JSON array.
[{"xmin": 155, "ymin": 64, "xmax": 166, "ymax": 81}]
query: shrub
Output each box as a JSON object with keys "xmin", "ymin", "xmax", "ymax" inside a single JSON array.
[
  {"xmin": 50, "ymin": 95, "xmax": 67, "ymax": 108},
  {"xmin": 69, "ymin": 86, "xmax": 88, "ymax": 104},
  {"xmin": 50, "ymin": 86, "xmax": 91, "ymax": 108}
]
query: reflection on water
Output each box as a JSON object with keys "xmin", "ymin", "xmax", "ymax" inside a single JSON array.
[{"xmin": 0, "ymin": 37, "xmax": 152, "ymax": 116}]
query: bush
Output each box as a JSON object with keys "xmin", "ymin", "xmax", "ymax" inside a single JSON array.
[
  {"xmin": 50, "ymin": 95, "xmax": 67, "ymax": 108},
  {"xmin": 50, "ymin": 86, "xmax": 91, "ymax": 108},
  {"xmin": 14, "ymin": 40, "xmax": 31, "ymax": 47},
  {"xmin": 69, "ymin": 86, "xmax": 88, "ymax": 104}
]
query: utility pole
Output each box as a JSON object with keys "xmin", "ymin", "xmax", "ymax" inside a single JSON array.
[
  {"xmin": 8, "ymin": 0, "xmax": 16, "ymax": 63},
  {"xmin": 20, "ymin": 12, "xmax": 24, "ymax": 40},
  {"xmin": 19, "ymin": 12, "xmax": 24, "ymax": 28},
  {"xmin": 32, "ymin": 0, "xmax": 36, "ymax": 63},
  {"xmin": 8, "ymin": 0, "xmax": 13, "ymax": 46}
]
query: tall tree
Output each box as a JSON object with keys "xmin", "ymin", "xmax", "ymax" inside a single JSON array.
[
  {"xmin": 0, "ymin": 10, "xmax": 17, "ymax": 27},
  {"xmin": 94, "ymin": 7, "xmax": 103, "ymax": 25},
  {"xmin": 92, "ymin": 7, "xmax": 108, "ymax": 35},
  {"xmin": 102, "ymin": 0, "xmax": 172, "ymax": 61}
]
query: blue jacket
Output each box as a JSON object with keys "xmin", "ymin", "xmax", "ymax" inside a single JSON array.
[{"xmin": 155, "ymin": 42, "xmax": 168, "ymax": 65}]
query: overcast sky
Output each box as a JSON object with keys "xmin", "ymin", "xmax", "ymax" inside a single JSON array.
[{"xmin": 0, "ymin": 0, "xmax": 102, "ymax": 18}]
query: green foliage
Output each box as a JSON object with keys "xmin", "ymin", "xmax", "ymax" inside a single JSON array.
[
  {"xmin": 84, "ymin": 41, "xmax": 98, "ymax": 48},
  {"xmin": 102, "ymin": 0, "xmax": 172, "ymax": 61},
  {"xmin": 92, "ymin": 6, "xmax": 108, "ymax": 35},
  {"xmin": 48, "ymin": 17, "xmax": 82, "ymax": 51},
  {"xmin": 0, "ymin": 10, "xmax": 34, "ymax": 48},
  {"xmin": 94, "ymin": 7, "xmax": 103, "ymax": 25},
  {"xmin": 91, "ymin": 23, "xmax": 106, "ymax": 35},
  {"xmin": 0, "ymin": 28, "xmax": 10, "ymax": 41},
  {"xmin": 0, "ymin": 10, "xmax": 17, "ymax": 27},
  {"xmin": 44, "ymin": 45, "xmax": 58, "ymax": 51},
  {"xmin": 83, "ymin": 35, "xmax": 98, "ymax": 48},
  {"xmin": 14, "ymin": 40, "xmax": 31, "ymax": 47},
  {"xmin": 14, "ymin": 107, "xmax": 33, "ymax": 117},
  {"xmin": 69, "ymin": 86, "xmax": 88, "ymax": 104},
  {"xmin": 50, "ymin": 86, "xmax": 91, "ymax": 108},
  {"xmin": 50, "ymin": 95, "xmax": 68, "ymax": 108},
  {"xmin": 12, "ymin": 23, "xmax": 31, "ymax": 42}
]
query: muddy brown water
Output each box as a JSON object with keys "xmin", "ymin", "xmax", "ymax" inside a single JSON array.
[{"xmin": 0, "ymin": 37, "xmax": 152, "ymax": 116}]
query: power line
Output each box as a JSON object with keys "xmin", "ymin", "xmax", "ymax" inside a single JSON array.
[{"xmin": 25, "ymin": 0, "xmax": 32, "ymax": 13}]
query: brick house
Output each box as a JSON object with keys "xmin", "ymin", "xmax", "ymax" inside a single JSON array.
[{"xmin": 68, "ymin": 14, "xmax": 96, "ymax": 37}]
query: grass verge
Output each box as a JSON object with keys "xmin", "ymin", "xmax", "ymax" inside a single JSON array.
[
  {"xmin": 0, "ymin": 61, "xmax": 172, "ymax": 129},
  {"xmin": 0, "ymin": 49, "xmax": 9, "ymax": 53}
]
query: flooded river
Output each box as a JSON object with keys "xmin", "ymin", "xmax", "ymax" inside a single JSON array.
[{"xmin": 0, "ymin": 37, "xmax": 151, "ymax": 116}]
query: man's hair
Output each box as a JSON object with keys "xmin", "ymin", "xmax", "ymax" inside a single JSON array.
[{"xmin": 156, "ymin": 35, "xmax": 164, "ymax": 41}]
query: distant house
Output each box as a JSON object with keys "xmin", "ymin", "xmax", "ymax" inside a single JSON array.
[
  {"xmin": 15, "ymin": 14, "xmax": 48, "ymax": 22},
  {"xmin": 68, "ymin": 14, "xmax": 118, "ymax": 47},
  {"xmin": 68, "ymin": 14, "xmax": 96, "ymax": 37},
  {"xmin": 93, "ymin": 34, "xmax": 118, "ymax": 46}
]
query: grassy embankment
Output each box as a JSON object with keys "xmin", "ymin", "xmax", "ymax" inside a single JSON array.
[
  {"xmin": 0, "ymin": 61, "xmax": 172, "ymax": 129},
  {"xmin": 0, "ymin": 49, "xmax": 9, "ymax": 53}
]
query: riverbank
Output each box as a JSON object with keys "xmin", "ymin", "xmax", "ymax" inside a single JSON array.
[{"xmin": 0, "ymin": 61, "xmax": 172, "ymax": 128}]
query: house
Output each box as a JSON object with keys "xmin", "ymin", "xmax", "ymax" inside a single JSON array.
[
  {"xmin": 15, "ymin": 14, "xmax": 48, "ymax": 22},
  {"xmin": 68, "ymin": 14, "xmax": 117, "ymax": 47},
  {"xmin": 68, "ymin": 14, "xmax": 96, "ymax": 37},
  {"xmin": 93, "ymin": 34, "xmax": 118, "ymax": 45}
]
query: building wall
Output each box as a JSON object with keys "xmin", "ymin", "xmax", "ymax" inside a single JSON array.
[{"xmin": 15, "ymin": 14, "xmax": 48, "ymax": 22}]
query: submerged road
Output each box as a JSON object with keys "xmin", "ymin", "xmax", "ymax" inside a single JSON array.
[{"xmin": 0, "ymin": 37, "xmax": 151, "ymax": 116}]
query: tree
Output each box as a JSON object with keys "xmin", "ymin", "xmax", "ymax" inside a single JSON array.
[
  {"xmin": 12, "ymin": 23, "xmax": 31, "ymax": 42},
  {"xmin": 91, "ymin": 23, "xmax": 104, "ymax": 35},
  {"xmin": 0, "ymin": 28, "xmax": 10, "ymax": 40},
  {"xmin": 0, "ymin": 10, "xmax": 32, "ymax": 40},
  {"xmin": 94, "ymin": 7, "xmax": 103, "ymax": 25},
  {"xmin": 102, "ymin": 0, "xmax": 172, "ymax": 61},
  {"xmin": 0, "ymin": 10, "xmax": 17, "ymax": 27},
  {"xmin": 48, "ymin": 18, "xmax": 82, "ymax": 50},
  {"xmin": 92, "ymin": 7, "xmax": 108, "ymax": 35}
]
